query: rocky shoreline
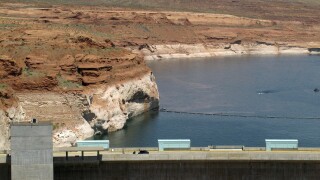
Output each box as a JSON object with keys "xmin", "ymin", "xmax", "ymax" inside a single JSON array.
[
  {"xmin": 140, "ymin": 42, "xmax": 319, "ymax": 61},
  {"xmin": 0, "ymin": 72, "xmax": 159, "ymax": 148}
]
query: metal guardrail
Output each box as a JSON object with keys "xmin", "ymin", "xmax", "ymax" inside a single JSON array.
[
  {"xmin": 54, "ymin": 147, "xmax": 104, "ymax": 160},
  {"xmin": 243, "ymin": 147, "xmax": 266, "ymax": 151},
  {"xmin": 54, "ymin": 147, "xmax": 104, "ymax": 152},
  {"xmin": 209, "ymin": 145, "xmax": 244, "ymax": 149}
]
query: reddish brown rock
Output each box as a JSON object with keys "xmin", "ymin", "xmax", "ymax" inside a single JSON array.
[
  {"xmin": 0, "ymin": 85, "xmax": 18, "ymax": 109},
  {"xmin": 11, "ymin": 76, "xmax": 58, "ymax": 91},
  {"xmin": 0, "ymin": 56, "xmax": 22, "ymax": 78},
  {"xmin": 58, "ymin": 55, "xmax": 81, "ymax": 83},
  {"xmin": 24, "ymin": 55, "xmax": 59, "ymax": 78},
  {"xmin": 75, "ymin": 54, "xmax": 113, "ymax": 85}
]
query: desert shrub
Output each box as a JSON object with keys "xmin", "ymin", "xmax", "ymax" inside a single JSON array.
[
  {"xmin": 22, "ymin": 67, "xmax": 46, "ymax": 78},
  {"xmin": 57, "ymin": 74, "xmax": 82, "ymax": 89},
  {"xmin": 0, "ymin": 83, "xmax": 6, "ymax": 89}
]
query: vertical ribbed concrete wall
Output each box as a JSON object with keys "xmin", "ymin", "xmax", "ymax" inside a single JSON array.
[
  {"xmin": 11, "ymin": 123, "xmax": 53, "ymax": 180},
  {"xmin": 54, "ymin": 161, "xmax": 320, "ymax": 179}
]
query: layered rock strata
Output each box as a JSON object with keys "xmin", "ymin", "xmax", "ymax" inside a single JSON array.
[
  {"xmin": 141, "ymin": 42, "xmax": 314, "ymax": 61},
  {"xmin": 15, "ymin": 72, "xmax": 159, "ymax": 147},
  {"xmin": 0, "ymin": 31, "xmax": 159, "ymax": 148},
  {"xmin": 16, "ymin": 92, "xmax": 94, "ymax": 147}
]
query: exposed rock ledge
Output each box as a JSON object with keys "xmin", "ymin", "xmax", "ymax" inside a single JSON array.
[
  {"xmin": 86, "ymin": 72, "xmax": 159, "ymax": 134},
  {"xmin": 54, "ymin": 72, "xmax": 159, "ymax": 146},
  {"xmin": 11, "ymin": 72, "xmax": 159, "ymax": 147},
  {"xmin": 0, "ymin": 87, "xmax": 25, "ymax": 150},
  {"xmin": 0, "ymin": 107, "xmax": 25, "ymax": 150},
  {"xmin": 139, "ymin": 42, "xmax": 317, "ymax": 60}
]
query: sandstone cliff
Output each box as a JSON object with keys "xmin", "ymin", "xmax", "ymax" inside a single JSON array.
[
  {"xmin": 0, "ymin": 87, "xmax": 25, "ymax": 150},
  {"xmin": 87, "ymin": 73, "xmax": 159, "ymax": 134},
  {"xmin": 14, "ymin": 72, "xmax": 159, "ymax": 147}
]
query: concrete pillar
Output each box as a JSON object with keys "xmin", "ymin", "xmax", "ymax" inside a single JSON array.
[{"xmin": 11, "ymin": 122, "xmax": 53, "ymax": 180}]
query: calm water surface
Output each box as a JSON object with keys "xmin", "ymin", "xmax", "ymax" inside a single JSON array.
[{"xmin": 105, "ymin": 55, "xmax": 320, "ymax": 147}]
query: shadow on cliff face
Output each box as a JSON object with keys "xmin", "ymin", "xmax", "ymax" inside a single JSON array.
[
  {"xmin": 81, "ymin": 110, "xmax": 107, "ymax": 136},
  {"xmin": 128, "ymin": 90, "xmax": 152, "ymax": 103},
  {"xmin": 89, "ymin": 109, "xmax": 159, "ymax": 141},
  {"xmin": 82, "ymin": 110, "xmax": 96, "ymax": 122}
]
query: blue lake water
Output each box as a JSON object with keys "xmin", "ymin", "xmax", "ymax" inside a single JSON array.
[{"xmin": 106, "ymin": 55, "xmax": 320, "ymax": 147}]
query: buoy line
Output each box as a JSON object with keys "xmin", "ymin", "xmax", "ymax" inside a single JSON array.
[{"xmin": 159, "ymin": 109, "xmax": 320, "ymax": 120}]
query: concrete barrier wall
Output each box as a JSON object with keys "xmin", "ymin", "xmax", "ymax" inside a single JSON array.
[
  {"xmin": 54, "ymin": 161, "xmax": 320, "ymax": 179},
  {"xmin": 2, "ymin": 160, "xmax": 320, "ymax": 179}
]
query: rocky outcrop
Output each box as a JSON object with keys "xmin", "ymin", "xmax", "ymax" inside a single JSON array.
[
  {"xmin": 0, "ymin": 87, "xmax": 25, "ymax": 150},
  {"xmin": 86, "ymin": 72, "xmax": 159, "ymax": 134},
  {"xmin": 53, "ymin": 123, "xmax": 94, "ymax": 147},
  {"xmin": 14, "ymin": 72, "xmax": 159, "ymax": 147},
  {"xmin": 75, "ymin": 54, "xmax": 114, "ymax": 85},
  {"xmin": 0, "ymin": 106, "xmax": 25, "ymax": 150},
  {"xmin": 16, "ymin": 92, "xmax": 94, "ymax": 147},
  {"xmin": 58, "ymin": 55, "xmax": 81, "ymax": 83},
  {"xmin": 75, "ymin": 53, "xmax": 146, "ymax": 85},
  {"xmin": 0, "ymin": 35, "xmax": 158, "ymax": 147},
  {"xmin": 141, "ymin": 42, "xmax": 312, "ymax": 60},
  {"xmin": 0, "ymin": 56, "xmax": 22, "ymax": 78}
]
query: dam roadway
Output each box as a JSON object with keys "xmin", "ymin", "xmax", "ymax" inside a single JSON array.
[{"xmin": 2, "ymin": 148, "xmax": 320, "ymax": 179}]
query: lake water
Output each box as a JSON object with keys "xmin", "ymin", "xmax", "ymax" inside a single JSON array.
[{"xmin": 106, "ymin": 55, "xmax": 320, "ymax": 147}]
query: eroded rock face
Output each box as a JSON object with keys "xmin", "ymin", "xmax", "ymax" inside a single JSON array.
[
  {"xmin": 12, "ymin": 72, "xmax": 159, "ymax": 147},
  {"xmin": 16, "ymin": 92, "xmax": 95, "ymax": 147},
  {"xmin": 58, "ymin": 55, "xmax": 81, "ymax": 83},
  {"xmin": 0, "ymin": 87, "xmax": 25, "ymax": 150},
  {"xmin": 53, "ymin": 122, "xmax": 94, "ymax": 147},
  {"xmin": 0, "ymin": 56, "xmax": 22, "ymax": 78},
  {"xmin": 87, "ymin": 72, "xmax": 159, "ymax": 134}
]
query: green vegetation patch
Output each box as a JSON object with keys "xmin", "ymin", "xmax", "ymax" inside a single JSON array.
[
  {"xmin": 0, "ymin": 83, "xmax": 7, "ymax": 89},
  {"xmin": 22, "ymin": 67, "xmax": 46, "ymax": 78},
  {"xmin": 57, "ymin": 74, "xmax": 82, "ymax": 89}
]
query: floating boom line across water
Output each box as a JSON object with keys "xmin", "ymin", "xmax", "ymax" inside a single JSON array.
[{"xmin": 159, "ymin": 109, "xmax": 320, "ymax": 120}]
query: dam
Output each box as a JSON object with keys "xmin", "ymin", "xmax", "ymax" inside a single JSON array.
[
  {"xmin": 2, "ymin": 122, "xmax": 320, "ymax": 179},
  {"xmin": 2, "ymin": 148, "xmax": 320, "ymax": 179}
]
